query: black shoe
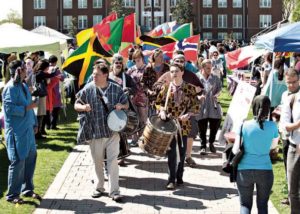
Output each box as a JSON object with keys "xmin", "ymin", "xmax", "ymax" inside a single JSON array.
[
  {"xmin": 209, "ymin": 144, "xmax": 216, "ymax": 153},
  {"xmin": 51, "ymin": 126, "xmax": 60, "ymax": 130},
  {"xmin": 112, "ymin": 194, "xmax": 123, "ymax": 202},
  {"xmin": 281, "ymin": 198, "xmax": 290, "ymax": 205},
  {"xmin": 200, "ymin": 148, "xmax": 207, "ymax": 155},
  {"xmin": 35, "ymin": 133, "xmax": 46, "ymax": 139},
  {"xmin": 130, "ymin": 140, "xmax": 138, "ymax": 147},
  {"xmin": 41, "ymin": 130, "xmax": 47, "ymax": 135},
  {"xmin": 118, "ymin": 159, "xmax": 126, "ymax": 167},
  {"xmin": 176, "ymin": 179, "xmax": 184, "ymax": 186}
]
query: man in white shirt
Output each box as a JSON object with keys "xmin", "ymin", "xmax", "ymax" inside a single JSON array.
[{"xmin": 280, "ymin": 68, "xmax": 300, "ymax": 213}]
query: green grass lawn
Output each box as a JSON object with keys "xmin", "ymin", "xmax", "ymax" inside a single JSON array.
[
  {"xmin": 0, "ymin": 105, "xmax": 78, "ymax": 214},
  {"xmin": 219, "ymin": 82, "xmax": 289, "ymax": 214}
]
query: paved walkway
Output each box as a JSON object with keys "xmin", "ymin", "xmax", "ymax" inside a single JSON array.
[{"xmin": 34, "ymin": 140, "xmax": 278, "ymax": 214}]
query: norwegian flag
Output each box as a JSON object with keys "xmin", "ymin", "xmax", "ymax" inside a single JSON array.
[{"xmin": 160, "ymin": 35, "xmax": 200, "ymax": 62}]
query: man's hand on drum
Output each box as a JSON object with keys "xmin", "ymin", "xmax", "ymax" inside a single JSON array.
[
  {"xmin": 159, "ymin": 110, "xmax": 167, "ymax": 120},
  {"xmin": 115, "ymin": 103, "xmax": 128, "ymax": 111},
  {"xmin": 179, "ymin": 113, "xmax": 191, "ymax": 122}
]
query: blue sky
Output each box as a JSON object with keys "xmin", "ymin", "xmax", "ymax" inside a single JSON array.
[{"xmin": 0, "ymin": 0, "xmax": 22, "ymax": 20}]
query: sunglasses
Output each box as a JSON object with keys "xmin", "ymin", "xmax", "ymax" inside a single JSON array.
[
  {"xmin": 95, "ymin": 60, "xmax": 106, "ymax": 65},
  {"xmin": 114, "ymin": 62, "xmax": 123, "ymax": 65},
  {"xmin": 213, "ymin": 54, "xmax": 218, "ymax": 56},
  {"xmin": 175, "ymin": 60, "xmax": 184, "ymax": 63}
]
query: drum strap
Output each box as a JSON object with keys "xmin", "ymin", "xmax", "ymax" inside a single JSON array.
[{"xmin": 96, "ymin": 88, "xmax": 109, "ymax": 113}]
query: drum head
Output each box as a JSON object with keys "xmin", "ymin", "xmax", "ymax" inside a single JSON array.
[
  {"xmin": 149, "ymin": 115, "xmax": 177, "ymax": 133},
  {"xmin": 107, "ymin": 110, "xmax": 127, "ymax": 132}
]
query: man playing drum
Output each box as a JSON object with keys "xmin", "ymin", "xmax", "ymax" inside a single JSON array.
[
  {"xmin": 156, "ymin": 63, "xmax": 199, "ymax": 190},
  {"xmin": 109, "ymin": 54, "xmax": 137, "ymax": 166},
  {"xmin": 74, "ymin": 64, "xmax": 128, "ymax": 202}
]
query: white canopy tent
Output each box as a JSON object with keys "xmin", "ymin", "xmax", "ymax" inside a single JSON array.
[
  {"xmin": 31, "ymin": 25, "xmax": 72, "ymax": 52},
  {"xmin": 0, "ymin": 23, "xmax": 61, "ymax": 54}
]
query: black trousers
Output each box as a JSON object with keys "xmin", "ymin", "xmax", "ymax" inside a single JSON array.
[
  {"xmin": 51, "ymin": 107, "xmax": 61, "ymax": 128},
  {"xmin": 198, "ymin": 118, "xmax": 221, "ymax": 148},
  {"xmin": 167, "ymin": 136, "xmax": 187, "ymax": 183},
  {"xmin": 282, "ymin": 139, "xmax": 290, "ymax": 175}
]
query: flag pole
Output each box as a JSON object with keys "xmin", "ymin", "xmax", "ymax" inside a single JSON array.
[{"xmin": 134, "ymin": 13, "xmax": 136, "ymax": 45}]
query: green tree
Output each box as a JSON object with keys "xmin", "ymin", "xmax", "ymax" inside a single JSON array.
[
  {"xmin": 171, "ymin": 0, "xmax": 193, "ymax": 25},
  {"xmin": 110, "ymin": 0, "xmax": 124, "ymax": 17},
  {"xmin": 292, "ymin": 0, "xmax": 300, "ymax": 21},
  {"xmin": 0, "ymin": 9, "xmax": 22, "ymax": 26},
  {"xmin": 283, "ymin": 0, "xmax": 297, "ymax": 20},
  {"xmin": 68, "ymin": 17, "xmax": 78, "ymax": 37}
]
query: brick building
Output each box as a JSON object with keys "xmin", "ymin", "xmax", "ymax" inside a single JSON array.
[{"xmin": 23, "ymin": 0, "xmax": 283, "ymax": 41}]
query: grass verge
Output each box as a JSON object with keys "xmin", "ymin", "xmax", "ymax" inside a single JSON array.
[{"xmin": 0, "ymin": 105, "xmax": 78, "ymax": 214}]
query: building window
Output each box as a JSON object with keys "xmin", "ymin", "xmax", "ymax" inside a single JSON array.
[
  {"xmin": 218, "ymin": 15, "xmax": 227, "ymax": 28},
  {"xmin": 34, "ymin": 16, "xmax": 46, "ymax": 27},
  {"xmin": 203, "ymin": 14, "xmax": 212, "ymax": 28},
  {"xmin": 218, "ymin": 0, "xmax": 227, "ymax": 8},
  {"xmin": 145, "ymin": 16, "xmax": 151, "ymax": 30},
  {"xmin": 34, "ymin": 0, "xmax": 46, "ymax": 9},
  {"xmin": 93, "ymin": 0, "xmax": 102, "ymax": 8},
  {"xmin": 63, "ymin": 0, "xmax": 72, "ymax": 8},
  {"xmin": 78, "ymin": 0, "xmax": 87, "ymax": 8},
  {"xmin": 63, "ymin": 16, "xmax": 72, "ymax": 29},
  {"xmin": 203, "ymin": 32, "xmax": 212, "ymax": 40},
  {"xmin": 218, "ymin": 32, "xmax": 227, "ymax": 40},
  {"xmin": 232, "ymin": 32, "xmax": 243, "ymax": 40},
  {"xmin": 203, "ymin": 0, "xmax": 212, "ymax": 8},
  {"xmin": 123, "ymin": 0, "xmax": 135, "ymax": 7},
  {"xmin": 78, "ymin": 15, "xmax": 88, "ymax": 29},
  {"xmin": 259, "ymin": 15, "xmax": 272, "ymax": 28},
  {"xmin": 260, "ymin": 0, "xmax": 271, "ymax": 8},
  {"xmin": 145, "ymin": 0, "xmax": 160, "ymax": 7},
  {"xmin": 170, "ymin": 0, "xmax": 177, "ymax": 7},
  {"xmin": 233, "ymin": 15, "xmax": 242, "ymax": 28},
  {"xmin": 93, "ymin": 15, "xmax": 102, "ymax": 25},
  {"xmin": 232, "ymin": 0, "xmax": 242, "ymax": 8}
]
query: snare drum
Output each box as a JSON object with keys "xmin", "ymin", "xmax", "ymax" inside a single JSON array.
[
  {"xmin": 139, "ymin": 115, "xmax": 177, "ymax": 157},
  {"xmin": 107, "ymin": 110, "xmax": 139, "ymax": 135}
]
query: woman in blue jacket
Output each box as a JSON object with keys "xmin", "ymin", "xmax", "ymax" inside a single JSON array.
[
  {"xmin": 3, "ymin": 60, "xmax": 40, "ymax": 204},
  {"xmin": 233, "ymin": 95, "xmax": 279, "ymax": 214}
]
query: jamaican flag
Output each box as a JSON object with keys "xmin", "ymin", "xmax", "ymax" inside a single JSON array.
[{"xmin": 62, "ymin": 35, "xmax": 112, "ymax": 86}]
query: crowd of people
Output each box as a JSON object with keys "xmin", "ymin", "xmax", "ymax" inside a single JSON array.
[{"xmin": 2, "ymin": 38, "xmax": 300, "ymax": 214}]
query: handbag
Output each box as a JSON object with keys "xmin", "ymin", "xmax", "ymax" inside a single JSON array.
[
  {"xmin": 222, "ymin": 123, "xmax": 244, "ymax": 182},
  {"xmin": 31, "ymin": 74, "xmax": 48, "ymax": 97}
]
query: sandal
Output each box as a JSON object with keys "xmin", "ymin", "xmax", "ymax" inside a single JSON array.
[
  {"xmin": 185, "ymin": 157, "xmax": 197, "ymax": 167},
  {"xmin": 7, "ymin": 197, "xmax": 24, "ymax": 204}
]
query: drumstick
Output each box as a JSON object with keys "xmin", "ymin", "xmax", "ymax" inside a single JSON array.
[{"xmin": 164, "ymin": 83, "xmax": 172, "ymax": 112}]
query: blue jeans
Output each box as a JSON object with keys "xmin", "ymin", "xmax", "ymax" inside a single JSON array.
[
  {"xmin": 167, "ymin": 135, "xmax": 187, "ymax": 183},
  {"xmin": 6, "ymin": 145, "xmax": 37, "ymax": 200},
  {"xmin": 236, "ymin": 170, "xmax": 273, "ymax": 214}
]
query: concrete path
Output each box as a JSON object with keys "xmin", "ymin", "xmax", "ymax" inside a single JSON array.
[{"xmin": 34, "ymin": 140, "xmax": 278, "ymax": 214}]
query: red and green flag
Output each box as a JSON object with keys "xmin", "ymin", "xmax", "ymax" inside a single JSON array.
[{"xmin": 95, "ymin": 13, "xmax": 136, "ymax": 54}]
